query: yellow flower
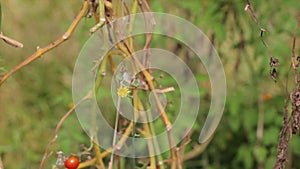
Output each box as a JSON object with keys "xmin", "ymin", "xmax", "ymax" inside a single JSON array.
[
  {"xmin": 117, "ymin": 86, "xmax": 130, "ymax": 97},
  {"xmin": 68, "ymin": 102, "xmax": 74, "ymax": 109}
]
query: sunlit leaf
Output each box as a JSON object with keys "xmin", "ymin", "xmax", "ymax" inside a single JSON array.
[
  {"xmin": 263, "ymin": 127, "xmax": 280, "ymax": 146},
  {"xmin": 234, "ymin": 145, "xmax": 254, "ymax": 169},
  {"xmin": 254, "ymin": 146, "xmax": 267, "ymax": 164}
]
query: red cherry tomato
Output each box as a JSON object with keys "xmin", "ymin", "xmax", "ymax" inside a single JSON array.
[
  {"xmin": 64, "ymin": 156, "xmax": 80, "ymax": 169},
  {"xmin": 263, "ymin": 93, "xmax": 272, "ymax": 101}
]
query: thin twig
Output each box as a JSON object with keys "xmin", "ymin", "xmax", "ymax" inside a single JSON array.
[
  {"xmin": 108, "ymin": 93, "xmax": 121, "ymax": 169},
  {"xmin": 39, "ymin": 94, "xmax": 91, "ymax": 169},
  {"xmin": 256, "ymin": 89, "xmax": 264, "ymax": 145},
  {"xmin": 291, "ymin": 15, "xmax": 300, "ymax": 82},
  {"xmin": 0, "ymin": 156, "xmax": 4, "ymax": 169},
  {"xmin": 0, "ymin": 0, "xmax": 89, "ymax": 86},
  {"xmin": 138, "ymin": 0, "xmax": 155, "ymax": 68},
  {"xmin": 93, "ymin": 139, "xmax": 106, "ymax": 169},
  {"xmin": 78, "ymin": 119, "xmax": 145, "ymax": 168},
  {"xmin": 177, "ymin": 130, "xmax": 192, "ymax": 168},
  {"xmin": 274, "ymin": 101, "xmax": 291, "ymax": 169},
  {"xmin": 78, "ymin": 158, "xmax": 97, "ymax": 168},
  {"xmin": 182, "ymin": 135, "xmax": 213, "ymax": 162},
  {"xmin": 119, "ymin": 35, "xmax": 177, "ymax": 169},
  {"xmin": 113, "ymin": 0, "xmax": 119, "ymax": 19},
  {"xmin": 127, "ymin": 0, "xmax": 138, "ymax": 49},
  {"xmin": 134, "ymin": 91, "xmax": 156, "ymax": 169},
  {"xmin": 176, "ymin": 148, "xmax": 182, "ymax": 169},
  {"xmin": 0, "ymin": 32, "xmax": 23, "ymax": 48},
  {"xmin": 274, "ymin": 14, "xmax": 300, "ymax": 169},
  {"xmin": 245, "ymin": 0, "xmax": 278, "ymax": 82},
  {"xmin": 88, "ymin": 0, "xmax": 100, "ymax": 22},
  {"xmin": 245, "ymin": 0, "xmax": 271, "ymax": 56}
]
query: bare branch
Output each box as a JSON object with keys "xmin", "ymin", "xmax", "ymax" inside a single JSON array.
[
  {"xmin": 0, "ymin": 32, "xmax": 23, "ymax": 48},
  {"xmin": 0, "ymin": 0, "xmax": 89, "ymax": 86},
  {"xmin": 0, "ymin": 156, "xmax": 4, "ymax": 169},
  {"xmin": 39, "ymin": 94, "xmax": 91, "ymax": 169}
]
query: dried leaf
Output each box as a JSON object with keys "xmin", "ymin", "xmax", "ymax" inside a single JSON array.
[
  {"xmin": 297, "ymin": 54, "xmax": 300, "ymax": 66},
  {"xmin": 0, "ymin": 32, "xmax": 23, "ymax": 48},
  {"xmin": 292, "ymin": 110, "xmax": 300, "ymax": 134},
  {"xmin": 270, "ymin": 68, "xmax": 277, "ymax": 82},
  {"xmin": 260, "ymin": 28, "xmax": 266, "ymax": 37},
  {"xmin": 270, "ymin": 56, "xmax": 279, "ymax": 67}
]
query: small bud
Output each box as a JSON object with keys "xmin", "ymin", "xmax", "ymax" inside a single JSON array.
[
  {"xmin": 270, "ymin": 68, "xmax": 277, "ymax": 82},
  {"xmin": 56, "ymin": 151, "xmax": 65, "ymax": 169},
  {"xmin": 270, "ymin": 57, "xmax": 279, "ymax": 67},
  {"xmin": 244, "ymin": 4, "xmax": 250, "ymax": 11},
  {"xmin": 260, "ymin": 28, "xmax": 266, "ymax": 37},
  {"xmin": 62, "ymin": 34, "xmax": 68, "ymax": 40}
]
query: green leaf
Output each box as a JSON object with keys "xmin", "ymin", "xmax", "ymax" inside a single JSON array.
[
  {"xmin": 242, "ymin": 109, "xmax": 257, "ymax": 133},
  {"xmin": 228, "ymin": 93, "xmax": 241, "ymax": 116},
  {"xmin": 264, "ymin": 156, "xmax": 276, "ymax": 169},
  {"xmin": 253, "ymin": 146, "xmax": 267, "ymax": 164},
  {"xmin": 263, "ymin": 127, "xmax": 280, "ymax": 146},
  {"xmin": 116, "ymin": 72, "xmax": 123, "ymax": 81},
  {"xmin": 234, "ymin": 145, "xmax": 254, "ymax": 169},
  {"xmin": 0, "ymin": 66, "xmax": 7, "ymax": 72},
  {"xmin": 132, "ymin": 80, "xmax": 140, "ymax": 87},
  {"xmin": 290, "ymin": 136, "xmax": 300, "ymax": 155},
  {"xmin": 228, "ymin": 114, "xmax": 240, "ymax": 132}
]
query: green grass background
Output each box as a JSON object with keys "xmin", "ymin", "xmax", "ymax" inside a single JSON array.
[{"xmin": 0, "ymin": 0, "xmax": 300, "ymax": 168}]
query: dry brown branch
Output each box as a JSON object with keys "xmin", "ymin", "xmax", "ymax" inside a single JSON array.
[
  {"xmin": 134, "ymin": 91, "xmax": 156, "ymax": 169},
  {"xmin": 176, "ymin": 131, "xmax": 193, "ymax": 169},
  {"xmin": 0, "ymin": 0, "xmax": 89, "ymax": 86},
  {"xmin": 137, "ymin": 0, "xmax": 155, "ymax": 68},
  {"xmin": 0, "ymin": 32, "xmax": 23, "ymax": 48},
  {"xmin": 78, "ymin": 119, "xmax": 137, "ymax": 169},
  {"xmin": 182, "ymin": 135, "xmax": 213, "ymax": 162},
  {"xmin": 93, "ymin": 139, "xmax": 106, "ymax": 169},
  {"xmin": 78, "ymin": 158, "xmax": 97, "ymax": 168},
  {"xmin": 256, "ymin": 90, "xmax": 264, "ymax": 145},
  {"xmin": 88, "ymin": 0, "xmax": 100, "ymax": 22},
  {"xmin": 274, "ymin": 15, "xmax": 300, "ymax": 169},
  {"xmin": 245, "ymin": 0, "xmax": 279, "ymax": 82},
  {"xmin": 119, "ymin": 36, "xmax": 177, "ymax": 168},
  {"xmin": 274, "ymin": 103, "xmax": 291, "ymax": 169},
  {"xmin": 245, "ymin": 0, "xmax": 270, "ymax": 56},
  {"xmin": 291, "ymin": 15, "xmax": 300, "ymax": 82},
  {"xmin": 0, "ymin": 156, "xmax": 4, "ymax": 169}
]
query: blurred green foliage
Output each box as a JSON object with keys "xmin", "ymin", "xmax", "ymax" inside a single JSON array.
[{"xmin": 0, "ymin": 0, "xmax": 299, "ymax": 169}]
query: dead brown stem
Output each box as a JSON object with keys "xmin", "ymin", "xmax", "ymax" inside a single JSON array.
[
  {"xmin": 0, "ymin": 0, "xmax": 89, "ymax": 86},
  {"xmin": 182, "ymin": 135, "xmax": 213, "ymax": 162},
  {"xmin": 291, "ymin": 15, "xmax": 300, "ymax": 82},
  {"xmin": 0, "ymin": 156, "xmax": 4, "ymax": 169},
  {"xmin": 245, "ymin": 0, "xmax": 278, "ymax": 82},
  {"xmin": 274, "ymin": 15, "xmax": 300, "ymax": 169},
  {"xmin": 0, "ymin": 32, "xmax": 23, "ymax": 48},
  {"xmin": 137, "ymin": 0, "xmax": 155, "ymax": 68}
]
